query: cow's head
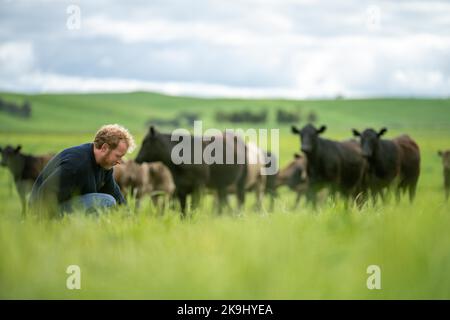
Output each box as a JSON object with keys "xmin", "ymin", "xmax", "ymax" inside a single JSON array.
[
  {"xmin": 352, "ymin": 127, "xmax": 387, "ymax": 158},
  {"xmin": 438, "ymin": 150, "xmax": 450, "ymax": 169},
  {"xmin": 291, "ymin": 124, "xmax": 326, "ymax": 154},
  {"xmin": 136, "ymin": 126, "xmax": 168, "ymax": 164},
  {"xmin": 0, "ymin": 145, "xmax": 22, "ymax": 167}
]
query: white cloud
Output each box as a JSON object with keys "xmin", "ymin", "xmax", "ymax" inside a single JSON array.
[
  {"xmin": 0, "ymin": 42, "xmax": 35, "ymax": 76},
  {"xmin": 1, "ymin": 0, "xmax": 450, "ymax": 97},
  {"xmin": 6, "ymin": 72, "xmax": 304, "ymax": 98}
]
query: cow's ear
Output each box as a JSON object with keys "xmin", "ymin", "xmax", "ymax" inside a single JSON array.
[
  {"xmin": 317, "ymin": 125, "xmax": 327, "ymax": 134},
  {"xmin": 378, "ymin": 127, "xmax": 387, "ymax": 137},
  {"xmin": 352, "ymin": 129, "xmax": 360, "ymax": 137},
  {"xmin": 294, "ymin": 153, "xmax": 302, "ymax": 159},
  {"xmin": 291, "ymin": 126, "xmax": 300, "ymax": 134},
  {"xmin": 149, "ymin": 126, "xmax": 157, "ymax": 136},
  {"xmin": 15, "ymin": 145, "xmax": 22, "ymax": 153},
  {"xmin": 438, "ymin": 150, "xmax": 443, "ymax": 157}
]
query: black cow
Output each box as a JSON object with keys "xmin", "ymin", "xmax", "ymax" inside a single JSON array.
[
  {"xmin": 135, "ymin": 127, "xmax": 247, "ymax": 216},
  {"xmin": 0, "ymin": 145, "xmax": 53, "ymax": 216},
  {"xmin": 438, "ymin": 150, "xmax": 450, "ymax": 201},
  {"xmin": 352, "ymin": 128, "xmax": 420, "ymax": 203},
  {"xmin": 291, "ymin": 124, "xmax": 367, "ymax": 207}
]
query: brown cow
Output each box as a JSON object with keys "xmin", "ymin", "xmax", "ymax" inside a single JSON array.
[
  {"xmin": 0, "ymin": 145, "xmax": 53, "ymax": 216},
  {"xmin": 352, "ymin": 128, "xmax": 420, "ymax": 203},
  {"xmin": 274, "ymin": 153, "xmax": 308, "ymax": 208},
  {"xmin": 266, "ymin": 153, "xmax": 330, "ymax": 210},
  {"xmin": 113, "ymin": 160, "xmax": 175, "ymax": 212},
  {"xmin": 438, "ymin": 150, "xmax": 450, "ymax": 201}
]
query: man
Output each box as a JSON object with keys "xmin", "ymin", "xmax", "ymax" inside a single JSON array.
[{"xmin": 29, "ymin": 124, "xmax": 135, "ymax": 217}]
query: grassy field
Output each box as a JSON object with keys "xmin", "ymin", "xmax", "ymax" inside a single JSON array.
[{"xmin": 0, "ymin": 91, "xmax": 449, "ymax": 299}]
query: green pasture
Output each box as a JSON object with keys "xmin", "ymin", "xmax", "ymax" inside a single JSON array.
[{"xmin": 0, "ymin": 92, "xmax": 449, "ymax": 299}]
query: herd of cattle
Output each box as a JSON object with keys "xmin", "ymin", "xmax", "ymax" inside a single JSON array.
[{"xmin": 1, "ymin": 124, "xmax": 449, "ymax": 217}]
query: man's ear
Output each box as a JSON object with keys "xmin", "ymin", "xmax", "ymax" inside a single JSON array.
[
  {"xmin": 378, "ymin": 127, "xmax": 387, "ymax": 137},
  {"xmin": 317, "ymin": 125, "xmax": 327, "ymax": 134},
  {"xmin": 291, "ymin": 126, "xmax": 300, "ymax": 134},
  {"xmin": 438, "ymin": 150, "xmax": 443, "ymax": 157},
  {"xmin": 352, "ymin": 129, "xmax": 361, "ymax": 137},
  {"xmin": 100, "ymin": 143, "xmax": 110, "ymax": 152},
  {"xmin": 15, "ymin": 145, "xmax": 22, "ymax": 153}
]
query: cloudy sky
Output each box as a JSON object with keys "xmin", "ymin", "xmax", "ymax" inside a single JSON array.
[{"xmin": 0, "ymin": 0, "xmax": 449, "ymax": 98}]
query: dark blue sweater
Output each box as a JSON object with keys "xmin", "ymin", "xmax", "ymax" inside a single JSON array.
[{"xmin": 29, "ymin": 143, "xmax": 125, "ymax": 207}]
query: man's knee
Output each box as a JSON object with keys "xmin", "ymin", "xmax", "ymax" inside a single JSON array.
[{"xmin": 98, "ymin": 193, "xmax": 117, "ymax": 207}]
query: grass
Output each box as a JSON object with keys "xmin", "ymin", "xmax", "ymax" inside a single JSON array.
[{"xmin": 0, "ymin": 91, "xmax": 449, "ymax": 299}]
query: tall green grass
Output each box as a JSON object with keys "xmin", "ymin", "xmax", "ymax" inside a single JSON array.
[
  {"xmin": 0, "ymin": 192, "xmax": 449, "ymax": 299},
  {"xmin": 0, "ymin": 92, "xmax": 449, "ymax": 299}
]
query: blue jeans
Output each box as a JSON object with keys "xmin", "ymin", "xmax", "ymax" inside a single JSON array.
[{"xmin": 60, "ymin": 193, "xmax": 117, "ymax": 214}]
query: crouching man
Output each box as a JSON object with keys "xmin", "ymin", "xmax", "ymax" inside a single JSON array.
[{"xmin": 29, "ymin": 124, "xmax": 135, "ymax": 217}]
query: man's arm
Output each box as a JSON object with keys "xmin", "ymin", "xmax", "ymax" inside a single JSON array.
[{"xmin": 101, "ymin": 169, "xmax": 126, "ymax": 205}]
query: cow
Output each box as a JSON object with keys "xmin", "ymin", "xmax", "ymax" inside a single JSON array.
[
  {"xmin": 437, "ymin": 150, "xmax": 449, "ymax": 201},
  {"xmin": 291, "ymin": 124, "xmax": 367, "ymax": 208},
  {"xmin": 271, "ymin": 153, "xmax": 308, "ymax": 209},
  {"xmin": 113, "ymin": 160, "xmax": 175, "ymax": 212},
  {"xmin": 352, "ymin": 128, "xmax": 420, "ymax": 203},
  {"xmin": 226, "ymin": 141, "xmax": 268, "ymax": 211},
  {"xmin": 135, "ymin": 126, "xmax": 247, "ymax": 216},
  {"xmin": 0, "ymin": 145, "xmax": 53, "ymax": 216}
]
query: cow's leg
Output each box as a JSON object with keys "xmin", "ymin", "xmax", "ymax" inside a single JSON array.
[
  {"xmin": 269, "ymin": 191, "xmax": 276, "ymax": 212},
  {"xmin": 236, "ymin": 182, "xmax": 246, "ymax": 210},
  {"xmin": 151, "ymin": 195, "xmax": 164, "ymax": 215},
  {"xmin": 217, "ymin": 187, "xmax": 228, "ymax": 215},
  {"xmin": 134, "ymin": 192, "xmax": 142, "ymax": 211},
  {"xmin": 16, "ymin": 182, "xmax": 27, "ymax": 218},
  {"xmin": 395, "ymin": 186, "xmax": 402, "ymax": 204},
  {"xmin": 408, "ymin": 180, "xmax": 418, "ymax": 203},
  {"xmin": 292, "ymin": 192, "xmax": 302, "ymax": 210},
  {"xmin": 159, "ymin": 195, "xmax": 170, "ymax": 215},
  {"xmin": 341, "ymin": 189, "xmax": 351, "ymax": 210},
  {"xmin": 370, "ymin": 188, "xmax": 377, "ymax": 206},
  {"xmin": 328, "ymin": 187, "xmax": 338, "ymax": 204},
  {"xmin": 178, "ymin": 192, "xmax": 187, "ymax": 218},
  {"xmin": 20, "ymin": 193, "xmax": 27, "ymax": 217},
  {"xmin": 190, "ymin": 191, "xmax": 198, "ymax": 211},
  {"xmin": 305, "ymin": 186, "xmax": 317, "ymax": 210},
  {"xmin": 254, "ymin": 181, "xmax": 264, "ymax": 212}
]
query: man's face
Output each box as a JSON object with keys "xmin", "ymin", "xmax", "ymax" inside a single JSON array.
[{"xmin": 98, "ymin": 140, "xmax": 128, "ymax": 170}]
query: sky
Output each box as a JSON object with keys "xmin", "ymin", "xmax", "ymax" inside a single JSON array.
[{"xmin": 0, "ymin": 0, "xmax": 449, "ymax": 98}]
